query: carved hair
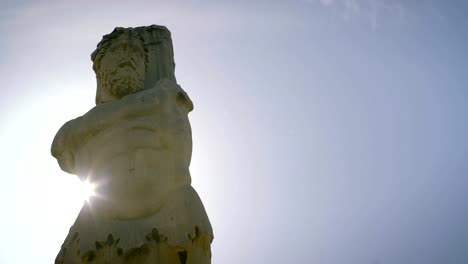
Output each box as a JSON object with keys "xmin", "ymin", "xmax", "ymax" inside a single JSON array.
[{"xmin": 91, "ymin": 27, "xmax": 149, "ymax": 76}]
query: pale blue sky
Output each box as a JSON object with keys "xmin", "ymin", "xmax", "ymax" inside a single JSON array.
[{"xmin": 1, "ymin": 1, "xmax": 467, "ymax": 263}]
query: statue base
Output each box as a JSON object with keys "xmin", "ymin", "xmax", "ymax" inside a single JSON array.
[{"xmin": 55, "ymin": 185, "xmax": 213, "ymax": 264}]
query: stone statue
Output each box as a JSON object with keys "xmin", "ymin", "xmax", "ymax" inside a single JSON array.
[{"xmin": 51, "ymin": 25, "xmax": 213, "ymax": 264}]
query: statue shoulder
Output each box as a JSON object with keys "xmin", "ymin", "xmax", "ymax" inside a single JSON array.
[{"xmin": 51, "ymin": 117, "xmax": 82, "ymax": 174}]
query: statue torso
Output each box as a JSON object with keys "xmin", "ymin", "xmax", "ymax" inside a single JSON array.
[
  {"xmin": 76, "ymin": 117, "xmax": 191, "ymax": 220},
  {"xmin": 54, "ymin": 81, "xmax": 194, "ymax": 220}
]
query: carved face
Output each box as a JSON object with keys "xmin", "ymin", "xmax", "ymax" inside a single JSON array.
[{"xmin": 98, "ymin": 33, "xmax": 146, "ymax": 102}]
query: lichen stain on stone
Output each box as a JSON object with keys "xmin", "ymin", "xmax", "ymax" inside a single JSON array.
[
  {"xmin": 106, "ymin": 234, "xmax": 116, "ymax": 246},
  {"xmin": 56, "ymin": 227, "xmax": 213, "ymax": 263},
  {"xmin": 71, "ymin": 232, "xmax": 79, "ymax": 242},
  {"xmin": 177, "ymin": 250, "xmax": 187, "ymax": 264},
  {"xmin": 82, "ymin": 250, "xmax": 96, "ymax": 262},
  {"xmin": 123, "ymin": 244, "xmax": 150, "ymax": 261}
]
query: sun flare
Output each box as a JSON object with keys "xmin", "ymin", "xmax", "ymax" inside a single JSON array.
[{"xmin": 80, "ymin": 179, "xmax": 97, "ymax": 202}]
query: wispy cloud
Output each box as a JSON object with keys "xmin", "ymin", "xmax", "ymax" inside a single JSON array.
[
  {"xmin": 319, "ymin": 0, "xmax": 334, "ymax": 7},
  {"xmin": 315, "ymin": 0, "xmax": 410, "ymax": 30}
]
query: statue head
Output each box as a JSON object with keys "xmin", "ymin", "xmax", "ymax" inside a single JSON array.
[{"xmin": 91, "ymin": 27, "xmax": 149, "ymax": 104}]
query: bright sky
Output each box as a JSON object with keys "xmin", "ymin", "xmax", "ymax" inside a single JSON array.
[{"xmin": 1, "ymin": 0, "xmax": 467, "ymax": 263}]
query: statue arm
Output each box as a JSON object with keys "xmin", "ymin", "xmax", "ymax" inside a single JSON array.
[
  {"xmin": 51, "ymin": 119, "xmax": 77, "ymax": 174},
  {"xmin": 51, "ymin": 88, "xmax": 162, "ymax": 174},
  {"xmin": 75, "ymin": 89, "xmax": 161, "ymax": 136},
  {"xmin": 78, "ymin": 78, "xmax": 183, "ymax": 134}
]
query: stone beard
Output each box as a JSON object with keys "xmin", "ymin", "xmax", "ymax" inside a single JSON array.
[
  {"xmin": 51, "ymin": 26, "xmax": 213, "ymax": 264},
  {"xmin": 100, "ymin": 61, "xmax": 144, "ymax": 99}
]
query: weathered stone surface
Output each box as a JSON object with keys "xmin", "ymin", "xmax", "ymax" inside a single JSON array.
[{"xmin": 51, "ymin": 25, "xmax": 213, "ymax": 263}]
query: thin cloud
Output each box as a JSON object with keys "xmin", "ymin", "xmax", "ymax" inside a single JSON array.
[
  {"xmin": 315, "ymin": 0, "xmax": 411, "ymax": 30},
  {"xmin": 320, "ymin": 0, "xmax": 334, "ymax": 7}
]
